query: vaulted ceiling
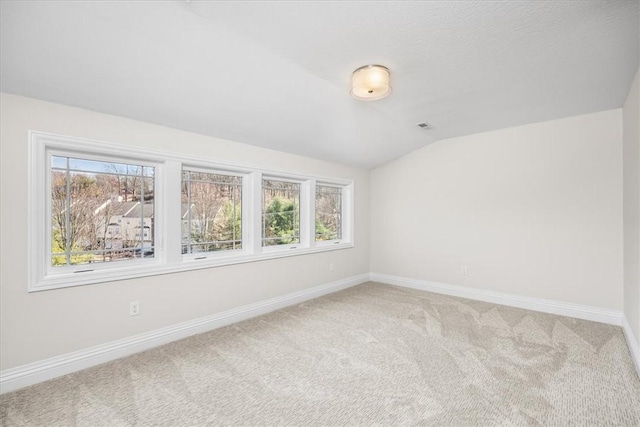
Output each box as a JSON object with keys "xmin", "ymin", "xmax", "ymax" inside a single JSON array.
[{"xmin": 1, "ymin": 1, "xmax": 638, "ymax": 168}]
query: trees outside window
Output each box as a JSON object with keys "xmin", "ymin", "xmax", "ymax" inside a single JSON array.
[
  {"xmin": 50, "ymin": 156, "xmax": 155, "ymax": 266},
  {"xmin": 262, "ymin": 179, "xmax": 300, "ymax": 246},
  {"xmin": 316, "ymin": 185, "xmax": 342, "ymax": 241},
  {"xmin": 181, "ymin": 170, "xmax": 242, "ymax": 254}
]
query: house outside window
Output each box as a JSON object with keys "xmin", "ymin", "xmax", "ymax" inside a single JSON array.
[{"xmin": 50, "ymin": 155, "xmax": 155, "ymax": 267}]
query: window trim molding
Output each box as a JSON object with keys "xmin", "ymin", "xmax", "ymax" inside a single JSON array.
[{"xmin": 28, "ymin": 131, "xmax": 355, "ymax": 292}]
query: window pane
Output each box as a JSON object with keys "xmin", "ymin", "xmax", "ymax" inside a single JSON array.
[
  {"xmin": 50, "ymin": 155, "xmax": 155, "ymax": 267},
  {"xmin": 262, "ymin": 179, "xmax": 300, "ymax": 246},
  {"xmin": 316, "ymin": 185, "xmax": 342, "ymax": 241},
  {"xmin": 182, "ymin": 170, "xmax": 242, "ymax": 254}
]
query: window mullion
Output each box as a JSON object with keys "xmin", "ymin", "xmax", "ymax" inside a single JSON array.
[
  {"xmin": 139, "ymin": 168, "xmax": 144, "ymax": 257},
  {"xmin": 65, "ymin": 157, "xmax": 71, "ymax": 266},
  {"xmin": 249, "ymin": 171, "xmax": 262, "ymax": 255},
  {"xmin": 342, "ymin": 183, "xmax": 353, "ymax": 244},
  {"xmin": 301, "ymin": 179, "xmax": 314, "ymax": 248},
  {"xmin": 164, "ymin": 160, "xmax": 183, "ymax": 265},
  {"xmin": 187, "ymin": 171, "xmax": 192, "ymax": 254}
]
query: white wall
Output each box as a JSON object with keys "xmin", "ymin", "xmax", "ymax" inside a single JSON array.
[
  {"xmin": 371, "ymin": 110, "xmax": 623, "ymax": 310},
  {"xmin": 0, "ymin": 93, "xmax": 370, "ymax": 370},
  {"xmin": 623, "ymin": 68, "xmax": 640, "ymax": 341}
]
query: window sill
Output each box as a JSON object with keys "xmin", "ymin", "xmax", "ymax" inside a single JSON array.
[{"xmin": 29, "ymin": 242, "xmax": 354, "ymax": 292}]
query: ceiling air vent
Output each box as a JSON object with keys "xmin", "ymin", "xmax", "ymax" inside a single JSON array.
[{"xmin": 417, "ymin": 122, "xmax": 432, "ymax": 129}]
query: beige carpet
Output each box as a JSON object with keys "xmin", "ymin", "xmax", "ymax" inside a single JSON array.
[{"xmin": 1, "ymin": 282, "xmax": 640, "ymax": 426}]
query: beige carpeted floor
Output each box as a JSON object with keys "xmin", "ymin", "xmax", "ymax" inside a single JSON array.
[{"xmin": 2, "ymin": 282, "xmax": 640, "ymax": 426}]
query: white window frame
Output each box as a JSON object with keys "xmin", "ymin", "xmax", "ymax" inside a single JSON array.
[
  {"xmin": 28, "ymin": 131, "xmax": 354, "ymax": 292},
  {"xmin": 30, "ymin": 133, "xmax": 167, "ymax": 291}
]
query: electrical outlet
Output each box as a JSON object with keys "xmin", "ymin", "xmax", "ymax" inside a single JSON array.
[
  {"xmin": 461, "ymin": 266, "xmax": 468, "ymax": 276},
  {"xmin": 130, "ymin": 301, "xmax": 140, "ymax": 316},
  {"xmin": 329, "ymin": 263, "xmax": 334, "ymax": 272}
]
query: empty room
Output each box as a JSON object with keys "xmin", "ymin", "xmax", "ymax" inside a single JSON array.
[{"xmin": 1, "ymin": 1, "xmax": 639, "ymax": 425}]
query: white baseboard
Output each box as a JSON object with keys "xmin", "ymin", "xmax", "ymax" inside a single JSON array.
[
  {"xmin": 0, "ymin": 273, "xmax": 370, "ymax": 394},
  {"xmin": 370, "ymin": 273, "xmax": 623, "ymax": 326},
  {"xmin": 622, "ymin": 315, "xmax": 640, "ymax": 379}
]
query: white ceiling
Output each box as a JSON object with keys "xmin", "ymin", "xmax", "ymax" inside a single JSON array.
[{"xmin": 1, "ymin": 1, "xmax": 638, "ymax": 169}]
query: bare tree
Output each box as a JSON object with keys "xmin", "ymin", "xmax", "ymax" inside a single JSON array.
[
  {"xmin": 51, "ymin": 172, "xmax": 101, "ymax": 256},
  {"xmin": 183, "ymin": 172, "xmax": 239, "ymax": 252}
]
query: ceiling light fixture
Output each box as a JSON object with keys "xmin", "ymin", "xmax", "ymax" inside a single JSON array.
[{"xmin": 350, "ymin": 65, "xmax": 391, "ymax": 101}]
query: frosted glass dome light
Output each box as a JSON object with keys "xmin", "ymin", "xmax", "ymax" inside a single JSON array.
[{"xmin": 350, "ymin": 65, "xmax": 391, "ymax": 101}]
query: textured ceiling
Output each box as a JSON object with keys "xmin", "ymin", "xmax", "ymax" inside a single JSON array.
[{"xmin": 1, "ymin": 1, "xmax": 638, "ymax": 169}]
